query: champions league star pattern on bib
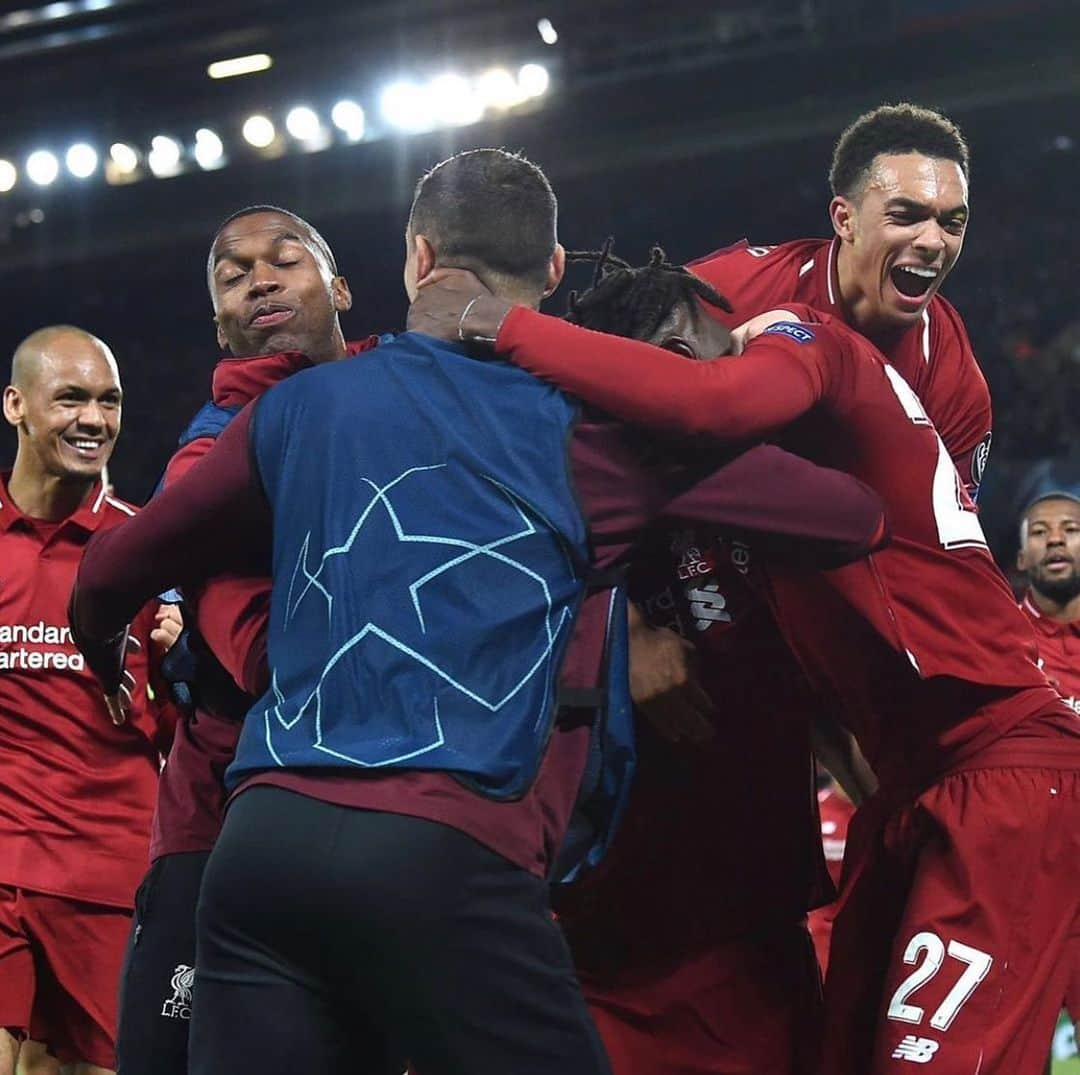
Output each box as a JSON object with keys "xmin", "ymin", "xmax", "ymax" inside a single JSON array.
[{"xmin": 254, "ymin": 461, "xmax": 579, "ymax": 774}]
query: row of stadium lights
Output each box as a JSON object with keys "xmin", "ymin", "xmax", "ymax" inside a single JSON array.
[{"xmin": 0, "ymin": 62, "xmax": 551, "ymax": 194}]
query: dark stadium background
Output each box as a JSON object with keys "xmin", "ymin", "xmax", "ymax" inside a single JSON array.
[
  {"xmin": 0, "ymin": 1, "xmax": 1077, "ymax": 1065},
  {"xmin": 0, "ymin": 0, "xmax": 1076, "ymax": 577}
]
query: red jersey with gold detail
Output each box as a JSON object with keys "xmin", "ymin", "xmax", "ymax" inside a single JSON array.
[
  {"xmin": 690, "ymin": 238, "xmax": 992, "ymax": 497},
  {"xmin": 0, "ymin": 477, "xmax": 173, "ymax": 908}
]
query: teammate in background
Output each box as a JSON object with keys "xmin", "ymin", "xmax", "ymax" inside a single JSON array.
[
  {"xmin": 691, "ymin": 102, "xmax": 991, "ymax": 497},
  {"xmin": 808, "ymin": 772, "xmax": 855, "ymax": 975},
  {"xmin": 116, "ymin": 205, "xmax": 373, "ymax": 1075},
  {"xmin": 1017, "ymin": 492, "xmax": 1080, "ymax": 1042},
  {"xmin": 410, "ymin": 258, "xmax": 1080, "ymax": 1075},
  {"xmin": 69, "ymin": 150, "xmax": 887, "ymax": 1075},
  {"xmin": 1018, "ymin": 493, "xmax": 1080, "ymax": 713},
  {"xmin": 0, "ymin": 327, "xmax": 175, "ymax": 1075}
]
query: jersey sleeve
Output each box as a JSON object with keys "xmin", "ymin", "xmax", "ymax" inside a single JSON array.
[
  {"xmin": 161, "ymin": 429, "xmax": 271, "ymax": 695},
  {"xmin": 924, "ymin": 299, "xmax": 993, "ymax": 497},
  {"xmin": 688, "ymin": 240, "xmax": 781, "ymax": 323},
  {"xmin": 71, "ymin": 405, "xmax": 271, "ymax": 691},
  {"xmin": 496, "ymin": 306, "xmax": 833, "ymax": 440}
]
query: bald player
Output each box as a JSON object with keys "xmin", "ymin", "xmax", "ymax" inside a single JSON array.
[{"xmin": 0, "ymin": 328, "xmax": 176, "ymax": 1075}]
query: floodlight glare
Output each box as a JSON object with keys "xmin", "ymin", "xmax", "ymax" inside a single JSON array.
[
  {"xmin": 475, "ymin": 67, "xmax": 525, "ymax": 110},
  {"xmin": 194, "ymin": 128, "xmax": 224, "ymax": 169},
  {"xmin": 0, "ymin": 160, "xmax": 16, "ymax": 193},
  {"xmin": 285, "ymin": 106, "xmax": 320, "ymax": 141},
  {"xmin": 109, "ymin": 142, "xmax": 139, "ymax": 173},
  {"xmin": 26, "ymin": 150, "xmax": 60, "ymax": 186},
  {"xmin": 65, "ymin": 142, "xmax": 98, "ymax": 178},
  {"xmin": 147, "ymin": 135, "xmax": 182, "ymax": 177},
  {"xmin": 380, "ymin": 81, "xmax": 434, "ymax": 133},
  {"xmin": 518, "ymin": 63, "xmax": 550, "ymax": 99},
  {"xmin": 429, "ymin": 74, "xmax": 483, "ymax": 127},
  {"xmin": 537, "ymin": 18, "xmax": 558, "ymax": 45},
  {"xmin": 242, "ymin": 114, "xmax": 276, "ymax": 149},
  {"xmin": 330, "ymin": 99, "xmax": 365, "ymax": 141},
  {"xmin": 207, "ymin": 53, "xmax": 272, "ymax": 80}
]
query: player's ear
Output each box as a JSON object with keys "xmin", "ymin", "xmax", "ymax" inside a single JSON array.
[
  {"xmin": 2, "ymin": 385, "xmax": 24, "ymax": 428},
  {"xmin": 830, "ymin": 196, "xmax": 856, "ymax": 243},
  {"xmin": 214, "ymin": 319, "xmax": 229, "ymax": 352},
  {"xmin": 542, "ymin": 243, "xmax": 566, "ymax": 299},
  {"xmin": 1016, "ymin": 547, "xmax": 1028, "ymax": 573},
  {"xmin": 331, "ymin": 275, "xmax": 353, "ymax": 313},
  {"xmin": 413, "ymin": 234, "xmax": 437, "ymax": 285}
]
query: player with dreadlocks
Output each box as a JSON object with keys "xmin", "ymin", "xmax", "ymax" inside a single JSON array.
[
  {"xmin": 548, "ymin": 242, "xmax": 844, "ymax": 1075},
  {"xmin": 411, "ymin": 245, "xmax": 1080, "ymax": 1075}
]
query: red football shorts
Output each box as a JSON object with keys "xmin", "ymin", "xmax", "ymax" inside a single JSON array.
[
  {"xmin": 579, "ymin": 921, "xmax": 822, "ymax": 1075},
  {"xmin": 0, "ymin": 885, "xmax": 131, "ymax": 1068},
  {"xmin": 822, "ymin": 766, "xmax": 1080, "ymax": 1075}
]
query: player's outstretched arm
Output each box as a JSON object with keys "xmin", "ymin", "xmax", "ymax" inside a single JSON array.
[
  {"xmin": 408, "ymin": 267, "xmax": 828, "ymax": 441},
  {"xmin": 70, "ymin": 405, "xmax": 271, "ymax": 702}
]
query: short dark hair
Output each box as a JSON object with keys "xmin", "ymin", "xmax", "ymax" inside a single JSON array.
[
  {"xmin": 408, "ymin": 149, "xmax": 557, "ymax": 293},
  {"xmin": 564, "ymin": 241, "xmax": 732, "ymax": 344},
  {"xmin": 205, "ymin": 204, "xmax": 338, "ymax": 292},
  {"xmin": 829, "ymin": 103, "xmax": 970, "ymax": 199}
]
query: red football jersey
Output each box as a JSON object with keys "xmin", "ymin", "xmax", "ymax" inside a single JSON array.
[
  {"xmin": 0, "ymin": 477, "xmax": 173, "ymax": 908},
  {"xmin": 494, "ymin": 305, "xmax": 1071, "ymax": 782},
  {"xmin": 555, "ymin": 531, "xmax": 832, "ymax": 971},
  {"xmin": 1020, "ymin": 593, "xmax": 1080, "ymax": 715},
  {"xmin": 690, "ymin": 238, "xmax": 993, "ymax": 496}
]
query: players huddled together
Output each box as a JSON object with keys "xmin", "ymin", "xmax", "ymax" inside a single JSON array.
[{"xmin": 1, "ymin": 103, "xmax": 1077, "ymax": 1075}]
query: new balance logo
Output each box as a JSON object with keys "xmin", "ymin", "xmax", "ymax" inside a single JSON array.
[
  {"xmin": 892, "ymin": 1036, "xmax": 940, "ymax": 1063},
  {"xmin": 161, "ymin": 964, "xmax": 194, "ymax": 1020}
]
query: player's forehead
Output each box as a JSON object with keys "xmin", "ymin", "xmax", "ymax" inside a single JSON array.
[
  {"xmin": 35, "ymin": 345, "xmax": 120, "ymax": 393},
  {"xmin": 654, "ymin": 298, "xmax": 731, "ymax": 357},
  {"xmin": 1025, "ymin": 499, "xmax": 1080, "ymax": 528},
  {"xmin": 212, "ymin": 212, "xmax": 319, "ymax": 262},
  {"xmin": 864, "ymin": 152, "xmax": 968, "ymax": 210}
]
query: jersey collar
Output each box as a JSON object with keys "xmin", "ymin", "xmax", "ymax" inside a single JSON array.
[{"xmin": 0, "ymin": 471, "xmax": 110, "ymax": 535}]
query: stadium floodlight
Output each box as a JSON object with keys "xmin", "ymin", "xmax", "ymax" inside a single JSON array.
[
  {"xmin": 330, "ymin": 99, "xmax": 365, "ymax": 141},
  {"xmin": 194, "ymin": 128, "xmax": 225, "ymax": 169},
  {"xmin": 109, "ymin": 142, "xmax": 139, "ymax": 174},
  {"xmin": 475, "ymin": 67, "xmax": 525, "ymax": 110},
  {"xmin": 242, "ymin": 114, "xmax": 276, "ymax": 149},
  {"xmin": 147, "ymin": 135, "xmax": 182, "ymax": 177},
  {"xmin": 26, "ymin": 150, "xmax": 60, "ymax": 186},
  {"xmin": 65, "ymin": 142, "xmax": 98, "ymax": 179},
  {"xmin": 428, "ymin": 74, "xmax": 483, "ymax": 127},
  {"xmin": 537, "ymin": 18, "xmax": 558, "ymax": 45},
  {"xmin": 285, "ymin": 106, "xmax": 321, "ymax": 142},
  {"xmin": 0, "ymin": 160, "xmax": 16, "ymax": 193},
  {"xmin": 380, "ymin": 81, "xmax": 434, "ymax": 133},
  {"xmin": 518, "ymin": 63, "xmax": 550, "ymax": 99},
  {"xmin": 207, "ymin": 53, "xmax": 272, "ymax": 80}
]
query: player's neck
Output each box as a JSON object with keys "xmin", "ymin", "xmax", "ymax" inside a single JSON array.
[
  {"xmin": 835, "ymin": 243, "xmax": 903, "ymax": 347},
  {"xmin": 306, "ymin": 327, "xmax": 349, "ymax": 366},
  {"xmin": 1028, "ymin": 585, "xmax": 1080, "ymax": 625},
  {"xmin": 7, "ymin": 457, "xmax": 95, "ymax": 521}
]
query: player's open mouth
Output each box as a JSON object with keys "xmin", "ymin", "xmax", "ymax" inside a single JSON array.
[
  {"xmin": 250, "ymin": 304, "xmax": 294, "ymax": 328},
  {"xmin": 889, "ymin": 264, "xmax": 939, "ymax": 301},
  {"xmin": 63, "ymin": 436, "xmax": 105, "ymax": 459}
]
